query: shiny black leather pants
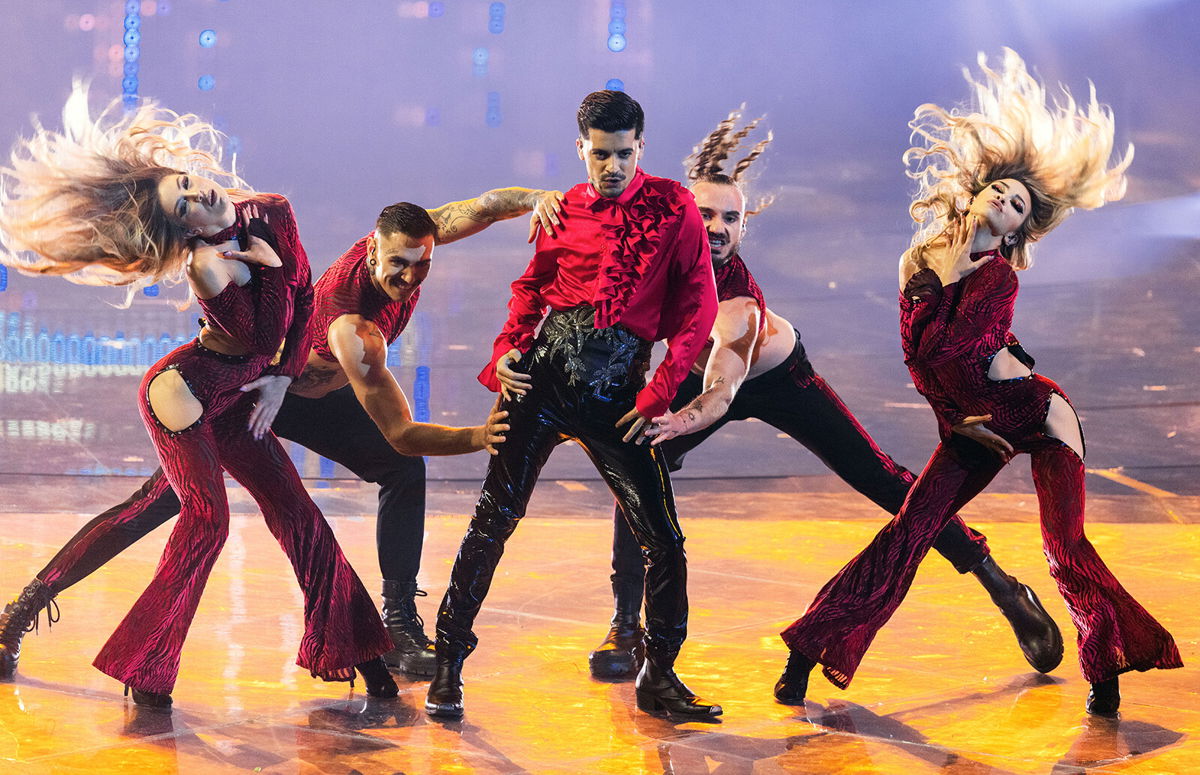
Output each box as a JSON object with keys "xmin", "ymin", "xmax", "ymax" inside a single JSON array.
[{"xmin": 436, "ymin": 307, "xmax": 688, "ymax": 663}]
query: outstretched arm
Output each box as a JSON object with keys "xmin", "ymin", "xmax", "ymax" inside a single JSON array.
[
  {"xmin": 642, "ymin": 298, "xmax": 760, "ymax": 445},
  {"xmin": 328, "ymin": 315, "xmax": 508, "ymax": 456},
  {"xmin": 426, "ymin": 187, "xmax": 564, "ymax": 245}
]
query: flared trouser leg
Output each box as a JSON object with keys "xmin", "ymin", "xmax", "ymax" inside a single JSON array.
[
  {"xmin": 94, "ymin": 392, "xmax": 390, "ymax": 693},
  {"xmin": 1029, "ymin": 442, "xmax": 1181, "ymax": 682},
  {"xmin": 780, "ymin": 438, "xmax": 1004, "ymax": 688},
  {"xmin": 92, "ymin": 417, "xmax": 232, "ymax": 693}
]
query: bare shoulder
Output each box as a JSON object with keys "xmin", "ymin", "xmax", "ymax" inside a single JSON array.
[
  {"xmin": 327, "ymin": 314, "xmax": 385, "ymax": 354},
  {"xmin": 188, "ymin": 245, "xmax": 240, "ymax": 297},
  {"xmin": 713, "ymin": 297, "xmax": 760, "ymax": 339}
]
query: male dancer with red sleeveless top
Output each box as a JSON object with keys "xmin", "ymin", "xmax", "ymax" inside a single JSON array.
[
  {"xmin": 567, "ymin": 112, "xmax": 1063, "ymax": 682},
  {"xmin": 0, "ymin": 188, "xmax": 562, "ymax": 680}
]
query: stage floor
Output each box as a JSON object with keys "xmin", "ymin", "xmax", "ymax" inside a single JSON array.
[{"xmin": 0, "ymin": 479, "xmax": 1196, "ymax": 774}]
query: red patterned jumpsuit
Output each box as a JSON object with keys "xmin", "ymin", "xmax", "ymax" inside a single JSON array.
[
  {"xmin": 781, "ymin": 250, "xmax": 1181, "ymax": 688},
  {"xmin": 92, "ymin": 194, "xmax": 391, "ymax": 694}
]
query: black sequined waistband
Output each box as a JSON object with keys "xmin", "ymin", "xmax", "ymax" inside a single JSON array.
[{"xmin": 531, "ymin": 306, "xmax": 651, "ymax": 392}]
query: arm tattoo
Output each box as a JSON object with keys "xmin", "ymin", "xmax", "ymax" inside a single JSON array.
[
  {"xmin": 431, "ymin": 201, "xmax": 488, "ymax": 240},
  {"xmin": 681, "ymin": 378, "xmax": 726, "ymax": 421},
  {"xmin": 475, "ymin": 187, "xmax": 539, "ymax": 220},
  {"xmin": 291, "ymin": 362, "xmax": 342, "ymax": 392}
]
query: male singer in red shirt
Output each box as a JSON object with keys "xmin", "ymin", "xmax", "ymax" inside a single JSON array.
[{"xmin": 427, "ymin": 91, "xmax": 721, "ymax": 720}]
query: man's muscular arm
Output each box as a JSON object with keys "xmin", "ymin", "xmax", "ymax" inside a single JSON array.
[
  {"xmin": 426, "ymin": 187, "xmax": 564, "ymax": 245},
  {"xmin": 642, "ymin": 298, "xmax": 761, "ymax": 445},
  {"xmin": 327, "ymin": 315, "xmax": 507, "ymax": 456}
]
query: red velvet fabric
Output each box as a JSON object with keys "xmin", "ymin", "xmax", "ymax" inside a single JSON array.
[
  {"xmin": 197, "ymin": 195, "xmax": 314, "ymax": 380},
  {"xmin": 91, "ymin": 195, "xmax": 390, "ymax": 693},
  {"xmin": 780, "ymin": 251, "xmax": 1182, "ymax": 689}
]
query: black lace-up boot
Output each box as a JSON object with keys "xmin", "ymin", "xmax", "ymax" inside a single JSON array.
[
  {"xmin": 381, "ymin": 580, "xmax": 437, "ymax": 677},
  {"xmin": 0, "ymin": 580, "xmax": 57, "ymax": 679},
  {"xmin": 773, "ymin": 649, "xmax": 815, "ymax": 706}
]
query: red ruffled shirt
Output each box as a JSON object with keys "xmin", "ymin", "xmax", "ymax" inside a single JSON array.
[{"xmin": 480, "ymin": 168, "xmax": 718, "ymax": 417}]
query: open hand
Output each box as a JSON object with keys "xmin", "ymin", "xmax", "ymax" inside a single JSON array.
[
  {"xmin": 641, "ymin": 409, "xmax": 689, "ymax": 446},
  {"xmin": 952, "ymin": 414, "xmax": 1014, "ymax": 459},
  {"xmin": 496, "ymin": 348, "xmax": 532, "ymax": 400},
  {"xmin": 240, "ymin": 375, "xmax": 292, "ymax": 439},
  {"xmin": 528, "ymin": 190, "xmax": 566, "ymax": 242},
  {"xmin": 221, "ymin": 233, "xmax": 281, "ymax": 268},
  {"xmin": 478, "ymin": 397, "xmax": 510, "ymax": 455}
]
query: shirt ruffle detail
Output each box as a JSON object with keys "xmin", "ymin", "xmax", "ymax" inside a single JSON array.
[{"xmin": 592, "ymin": 178, "xmax": 688, "ymax": 329}]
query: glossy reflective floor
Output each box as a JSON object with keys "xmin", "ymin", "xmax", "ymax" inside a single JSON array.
[{"xmin": 1, "ymin": 478, "xmax": 1196, "ymax": 774}]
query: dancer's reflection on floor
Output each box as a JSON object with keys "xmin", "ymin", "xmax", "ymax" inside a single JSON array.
[{"xmin": 1053, "ymin": 714, "xmax": 1185, "ymax": 773}]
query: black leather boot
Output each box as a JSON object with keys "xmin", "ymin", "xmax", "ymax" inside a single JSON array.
[
  {"xmin": 381, "ymin": 580, "xmax": 437, "ymax": 678},
  {"xmin": 0, "ymin": 579, "xmax": 57, "ymax": 679},
  {"xmin": 634, "ymin": 653, "xmax": 722, "ymax": 719},
  {"xmin": 588, "ymin": 579, "xmax": 644, "ymax": 679},
  {"xmin": 971, "ymin": 556, "xmax": 1064, "ymax": 673},
  {"xmin": 125, "ymin": 683, "xmax": 173, "ymax": 709},
  {"xmin": 424, "ymin": 652, "xmax": 465, "ymax": 719},
  {"xmin": 774, "ymin": 650, "xmax": 815, "ymax": 706},
  {"xmin": 355, "ymin": 656, "xmax": 399, "ymax": 698},
  {"xmin": 588, "ymin": 611, "xmax": 644, "ymax": 680},
  {"xmin": 1086, "ymin": 675, "xmax": 1120, "ymax": 715}
]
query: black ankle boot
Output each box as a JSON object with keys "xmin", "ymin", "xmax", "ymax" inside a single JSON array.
[
  {"xmin": 588, "ymin": 611, "xmax": 645, "ymax": 680},
  {"xmin": 355, "ymin": 657, "xmax": 399, "ymax": 698},
  {"xmin": 971, "ymin": 556, "xmax": 1064, "ymax": 673},
  {"xmin": 0, "ymin": 579, "xmax": 57, "ymax": 679},
  {"xmin": 774, "ymin": 650, "xmax": 815, "ymax": 706},
  {"xmin": 634, "ymin": 654, "xmax": 722, "ymax": 719},
  {"xmin": 381, "ymin": 580, "xmax": 437, "ymax": 678},
  {"xmin": 124, "ymin": 683, "xmax": 173, "ymax": 709},
  {"xmin": 424, "ymin": 653, "xmax": 465, "ymax": 719},
  {"xmin": 1086, "ymin": 676, "xmax": 1120, "ymax": 715}
]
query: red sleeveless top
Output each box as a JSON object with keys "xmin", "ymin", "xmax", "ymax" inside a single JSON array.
[{"xmin": 309, "ymin": 235, "xmax": 420, "ymax": 362}]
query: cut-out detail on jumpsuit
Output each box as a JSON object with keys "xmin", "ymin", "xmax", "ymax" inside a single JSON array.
[
  {"xmin": 33, "ymin": 234, "xmax": 430, "ymax": 598},
  {"xmin": 91, "ymin": 195, "xmax": 391, "ymax": 694},
  {"xmin": 780, "ymin": 251, "xmax": 1181, "ymax": 689}
]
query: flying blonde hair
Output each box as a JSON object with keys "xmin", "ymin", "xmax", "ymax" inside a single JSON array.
[
  {"xmin": 0, "ymin": 81, "xmax": 247, "ymax": 288},
  {"xmin": 903, "ymin": 48, "xmax": 1132, "ymax": 274},
  {"xmin": 683, "ymin": 105, "xmax": 775, "ymax": 216}
]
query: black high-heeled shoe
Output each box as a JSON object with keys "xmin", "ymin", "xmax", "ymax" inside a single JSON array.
[
  {"xmin": 354, "ymin": 657, "xmax": 398, "ymax": 698},
  {"xmin": 634, "ymin": 657, "xmax": 722, "ymax": 719},
  {"xmin": 1086, "ymin": 676, "xmax": 1120, "ymax": 715},
  {"xmin": 124, "ymin": 683, "xmax": 172, "ymax": 709},
  {"xmin": 774, "ymin": 650, "xmax": 815, "ymax": 706}
]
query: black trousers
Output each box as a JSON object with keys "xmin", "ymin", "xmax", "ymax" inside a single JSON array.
[
  {"xmin": 38, "ymin": 384, "xmax": 426, "ymax": 593},
  {"xmin": 610, "ymin": 334, "xmax": 991, "ymax": 606},
  {"xmin": 436, "ymin": 307, "xmax": 688, "ymax": 661}
]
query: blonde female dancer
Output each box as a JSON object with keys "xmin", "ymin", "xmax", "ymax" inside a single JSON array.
[
  {"xmin": 0, "ymin": 84, "xmax": 395, "ymax": 706},
  {"xmin": 775, "ymin": 51, "xmax": 1181, "ymax": 716}
]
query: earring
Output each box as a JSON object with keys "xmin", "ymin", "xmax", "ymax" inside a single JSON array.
[
  {"xmin": 369, "ymin": 258, "xmax": 377, "ymax": 266},
  {"xmin": 1004, "ymin": 233, "xmax": 1018, "ymax": 246}
]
